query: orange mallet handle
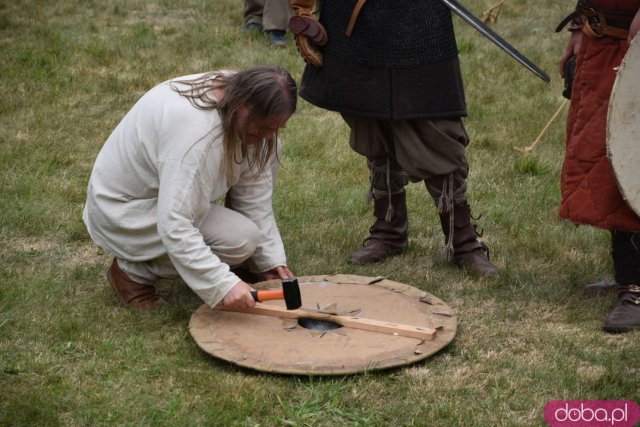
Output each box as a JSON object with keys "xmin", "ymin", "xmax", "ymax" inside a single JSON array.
[{"xmin": 250, "ymin": 289, "xmax": 284, "ymax": 302}]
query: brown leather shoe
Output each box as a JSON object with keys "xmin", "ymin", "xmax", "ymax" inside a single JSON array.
[
  {"xmin": 107, "ymin": 258, "xmax": 166, "ymax": 309},
  {"xmin": 349, "ymin": 238, "xmax": 405, "ymax": 265},
  {"xmin": 454, "ymin": 246, "xmax": 500, "ymax": 277},
  {"xmin": 603, "ymin": 285, "xmax": 640, "ymax": 333}
]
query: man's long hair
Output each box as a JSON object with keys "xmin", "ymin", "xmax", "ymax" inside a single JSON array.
[{"xmin": 171, "ymin": 65, "xmax": 297, "ymax": 181}]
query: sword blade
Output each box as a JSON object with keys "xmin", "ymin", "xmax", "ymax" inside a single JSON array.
[{"xmin": 439, "ymin": 0, "xmax": 551, "ymax": 83}]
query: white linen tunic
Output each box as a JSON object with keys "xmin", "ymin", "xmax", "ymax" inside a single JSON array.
[{"xmin": 83, "ymin": 73, "xmax": 287, "ymax": 307}]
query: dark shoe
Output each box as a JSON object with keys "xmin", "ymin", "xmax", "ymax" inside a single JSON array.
[
  {"xmin": 348, "ymin": 191, "xmax": 408, "ymax": 265},
  {"xmin": 453, "ymin": 245, "xmax": 499, "ymax": 277},
  {"xmin": 107, "ymin": 258, "xmax": 166, "ymax": 309},
  {"xmin": 603, "ymin": 285, "xmax": 640, "ymax": 333},
  {"xmin": 348, "ymin": 238, "xmax": 405, "ymax": 265},
  {"xmin": 268, "ymin": 30, "xmax": 287, "ymax": 48}
]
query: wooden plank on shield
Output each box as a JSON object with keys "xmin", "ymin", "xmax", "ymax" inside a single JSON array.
[{"xmin": 219, "ymin": 303, "xmax": 437, "ymax": 340}]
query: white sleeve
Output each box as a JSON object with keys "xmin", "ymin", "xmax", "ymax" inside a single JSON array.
[
  {"xmin": 155, "ymin": 119, "xmax": 240, "ymax": 308},
  {"xmin": 226, "ymin": 156, "xmax": 287, "ymax": 272}
]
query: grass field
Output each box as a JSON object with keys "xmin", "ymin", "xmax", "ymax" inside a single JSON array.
[{"xmin": 1, "ymin": 0, "xmax": 638, "ymax": 425}]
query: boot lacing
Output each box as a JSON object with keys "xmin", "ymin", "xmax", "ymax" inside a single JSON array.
[
  {"xmin": 437, "ymin": 173, "xmax": 455, "ymax": 262},
  {"xmin": 366, "ymin": 157, "xmax": 406, "ymax": 222},
  {"xmin": 621, "ymin": 284, "xmax": 640, "ymax": 304}
]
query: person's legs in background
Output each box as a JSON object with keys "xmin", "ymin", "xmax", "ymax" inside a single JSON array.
[
  {"xmin": 243, "ymin": 0, "xmax": 292, "ymax": 48},
  {"xmin": 243, "ymin": 0, "xmax": 264, "ymax": 34},
  {"xmin": 603, "ymin": 230, "xmax": 640, "ymax": 332}
]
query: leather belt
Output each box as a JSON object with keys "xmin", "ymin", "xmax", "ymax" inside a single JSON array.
[
  {"xmin": 556, "ymin": 1, "xmax": 636, "ymax": 39},
  {"xmin": 346, "ymin": 0, "xmax": 367, "ymax": 37}
]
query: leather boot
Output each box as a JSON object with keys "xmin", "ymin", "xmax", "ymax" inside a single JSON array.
[
  {"xmin": 603, "ymin": 284, "xmax": 640, "ymax": 333},
  {"xmin": 349, "ymin": 191, "xmax": 408, "ymax": 264},
  {"xmin": 439, "ymin": 203, "xmax": 499, "ymax": 277},
  {"xmin": 107, "ymin": 258, "xmax": 167, "ymax": 309}
]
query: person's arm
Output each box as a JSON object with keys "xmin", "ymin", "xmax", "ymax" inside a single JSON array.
[
  {"xmin": 152, "ymin": 95, "xmax": 256, "ymax": 308},
  {"xmin": 560, "ymin": 26, "xmax": 582, "ymax": 77},
  {"xmin": 225, "ymin": 147, "xmax": 290, "ymax": 278},
  {"xmin": 156, "ymin": 152, "xmax": 253, "ymax": 308}
]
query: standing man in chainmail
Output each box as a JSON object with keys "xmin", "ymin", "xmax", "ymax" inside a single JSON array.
[{"xmin": 287, "ymin": 0, "xmax": 499, "ymax": 276}]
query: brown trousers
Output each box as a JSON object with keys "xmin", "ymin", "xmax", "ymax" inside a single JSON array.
[{"xmin": 341, "ymin": 114, "xmax": 471, "ymax": 205}]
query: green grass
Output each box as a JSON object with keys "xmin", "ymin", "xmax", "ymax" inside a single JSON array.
[{"xmin": 1, "ymin": 0, "xmax": 639, "ymax": 425}]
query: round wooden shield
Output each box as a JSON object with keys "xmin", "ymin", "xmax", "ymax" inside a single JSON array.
[
  {"xmin": 607, "ymin": 36, "xmax": 640, "ymax": 216},
  {"xmin": 189, "ymin": 274, "xmax": 457, "ymax": 375}
]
